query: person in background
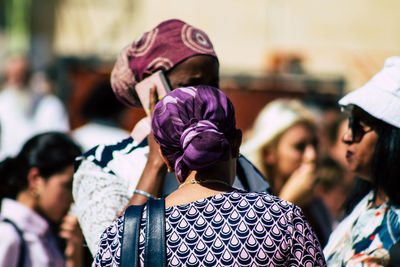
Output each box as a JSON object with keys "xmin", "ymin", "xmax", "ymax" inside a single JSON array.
[
  {"xmin": 0, "ymin": 132, "xmax": 84, "ymax": 267},
  {"xmin": 313, "ymin": 155, "xmax": 347, "ymax": 228},
  {"xmin": 0, "ymin": 56, "xmax": 69, "ymax": 161},
  {"xmin": 240, "ymin": 99, "xmax": 332, "ymax": 246},
  {"xmin": 313, "ymin": 112, "xmax": 356, "ymax": 225},
  {"xmin": 93, "ymin": 85, "xmax": 326, "ymax": 266},
  {"xmin": 72, "ymin": 80, "xmax": 129, "ymax": 152},
  {"xmin": 324, "ymin": 56, "xmax": 400, "ymax": 265},
  {"xmin": 325, "ymin": 112, "xmax": 350, "ymax": 167},
  {"xmin": 73, "ymin": 19, "xmax": 268, "ymax": 256}
]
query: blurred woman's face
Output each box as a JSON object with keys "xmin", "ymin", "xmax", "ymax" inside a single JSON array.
[
  {"xmin": 36, "ymin": 165, "xmax": 74, "ymax": 223},
  {"xmin": 167, "ymin": 55, "xmax": 219, "ymax": 89},
  {"xmin": 342, "ymin": 107, "xmax": 379, "ymax": 180},
  {"xmin": 270, "ymin": 122, "xmax": 318, "ymax": 182}
]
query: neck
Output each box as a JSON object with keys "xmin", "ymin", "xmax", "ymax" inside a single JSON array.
[
  {"xmin": 165, "ymin": 159, "xmax": 237, "ymax": 208},
  {"xmin": 16, "ymin": 190, "xmax": 36, "ymax": 210},
  {"xmin": 374, "ymin": 188, "xmax": 389, "ymax": 206},
  {"xmin": 179, "ymin": 172, "xmax": 232, "ymax": 189},
  {"xmin": 188, "ymin": 158, "xmax": 236, "ymax": 185}
]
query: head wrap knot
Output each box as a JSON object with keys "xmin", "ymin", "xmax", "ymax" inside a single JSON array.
[
  {"xmin": 151, "ymin": 85, "xmax": 237, "ymax": 182},
  {"xmin": 179, "ymin": 120, "xmax": 230, "ymax": 169}
]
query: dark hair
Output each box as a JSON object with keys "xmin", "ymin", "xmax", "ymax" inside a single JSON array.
[
  {"xmin": 343, "ymin": 177, "xmax": 372, "ymax": 215},
  {"xmin": 82, "ymin": 80, "xmax": 125, "ymax": 121},
  {"xmin": 0, "ymin": 132, "xmax": 82, "ymax": 200},
  {"xmin": 371, "ymin": 122, "xmax": 400, "ymax": 206}
]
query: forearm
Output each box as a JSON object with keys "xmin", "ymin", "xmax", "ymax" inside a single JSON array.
[
  {"xmin": 65, "ymin": 246, "xmax": 84, "ymax": 267},
  {"xmin": 125, "ymin": 86, "xmax": 168, "ymax": 207},
  {"xmin": 279, "ymin": 162, "xmax": 316, "ymax": 208},
  {"xmin": 126, "ymin": 160, "xmax": 167, "ymax": 206}
]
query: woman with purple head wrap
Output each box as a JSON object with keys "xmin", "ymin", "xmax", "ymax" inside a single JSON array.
[
  {"xmin": 73, "ymin": 19, "xmax": 269, "ymax": 256},
  {"xmin": 152, "ymin": 85, "xmax": 239, "ymax": 183},
  {"xmin": 93, "ymin": 85, "xmax": 327, "ymax": 266}
]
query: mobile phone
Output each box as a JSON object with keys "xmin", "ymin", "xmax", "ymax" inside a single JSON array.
[
  {"xmin": 134, "ymin": 70, "xmax": 171, "ymax": 117},
  {"xmin": 131, "ymin": 70, "xmax": 171, "ymax": 143}
]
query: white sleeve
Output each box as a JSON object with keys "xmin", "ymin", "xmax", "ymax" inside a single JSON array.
[
  {"xmin": 72, "ymin": 160, "xmax": 130, "ymax": 255},
  {"xmin": 0, "ymin": 222, "xmax": 21, "ymax": 267}
]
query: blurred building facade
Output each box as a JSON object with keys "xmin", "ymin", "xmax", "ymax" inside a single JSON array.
[
  {"xmin": 52, "ymin": 0, "xmax": 400, "ymax": 91},
  {"xmin": 1, "ymin": 0, "xmax": 400, "ymax": 132}
]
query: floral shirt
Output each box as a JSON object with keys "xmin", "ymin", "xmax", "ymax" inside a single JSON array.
[
  {"xmin": 324, "ymin": 190, "xmax": 400, "ymax": 266},
  {"xmin": 93, "ymin": 190, "xmax": 326, "ymax": 266}
]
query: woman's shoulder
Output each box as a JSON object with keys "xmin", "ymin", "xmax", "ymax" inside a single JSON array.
[
  {"xmin": 166, "ymin": 190, "xmax": 300, "ymax": 221},
  {"xmin": 93, "ymin": 214, "xmax": 125, "ymax": 263},
  {"xmin": 0, "ymin": 220, "xmax": 22, "ymax": 267},
  {"xmin": 74, "ymin": 136, "xmax": 147, "ymax": 179},
  {"xmin": 0, "ymin": 218, "xmax": 23, "ymax": 248},
  {"xmin": 226, "ymin": 190, "xmax": 297, "ymax": 210}
]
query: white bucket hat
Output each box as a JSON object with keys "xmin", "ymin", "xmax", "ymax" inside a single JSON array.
[{"xmin": 339, "ymin": 56, "xmax": 400, "ymax": 128}]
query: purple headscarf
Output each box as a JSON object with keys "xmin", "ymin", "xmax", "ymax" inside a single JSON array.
[
  {"xmin": 111, "ymin": 19, "xmax": 218, "ymax": 107},
  {"xmin": 151, "ymin": 85, "xmax": 237, "ymax": 182}
]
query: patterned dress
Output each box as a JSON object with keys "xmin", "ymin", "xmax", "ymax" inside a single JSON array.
[
  {"xmin": 73, "ymin": 137, "xmax": 269, "ymax": 255},
  {"xmin": 93, "ymin": 190, "xmax": 326, "ymax": 266}
]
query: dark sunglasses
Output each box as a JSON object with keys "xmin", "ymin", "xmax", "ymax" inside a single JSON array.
[{"xmin": 347, "ymin": 116, "xmax": 374, "ymax": 142}]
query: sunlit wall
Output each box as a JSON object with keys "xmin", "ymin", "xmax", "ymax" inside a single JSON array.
[{"xmin": 3, "ymin": 0, "xmax": 400, "ymax": 91}]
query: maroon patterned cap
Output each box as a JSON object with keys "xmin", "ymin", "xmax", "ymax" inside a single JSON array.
[{"xmin": 111, "ymin": 19, "xmax": 218, "ymax": 107}]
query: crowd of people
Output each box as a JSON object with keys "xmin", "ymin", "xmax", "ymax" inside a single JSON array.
[{"xmin": 0, "ymin": 18, "xmax": 399, "ymax": 266}]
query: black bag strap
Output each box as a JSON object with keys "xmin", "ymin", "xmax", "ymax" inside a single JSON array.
[
  {"xmin": 144, "ymin": 198, "xmax": 166, "ymax": 266},
  {"xmin": 121, "ymin": 204, "xmax": 144, "ymax": 267},
  {"xmin": 2, "ymin": 218, "xmax": 26, "ymax": 267},
  {"xmin": 120, "ymin": 198, "xmax": 166, "ymax": 267}
]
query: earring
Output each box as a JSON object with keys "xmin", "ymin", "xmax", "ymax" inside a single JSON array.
[{"xmin": 167, "ymin": 166, "xmax": 173, "ymax": 173}]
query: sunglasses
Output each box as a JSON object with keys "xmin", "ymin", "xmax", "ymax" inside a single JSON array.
[{"xmin": 347, "ymin": 116, "xmax": 374, "ymax": 142}]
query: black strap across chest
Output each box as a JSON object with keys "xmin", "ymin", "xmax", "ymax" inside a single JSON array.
[
  {"xmin": 2, "ymin": 218, "xmax": 26, "ymax": 267},
  {"xmin": 121, "ymin": 198, "xmax": 166, "ymax": 267}
]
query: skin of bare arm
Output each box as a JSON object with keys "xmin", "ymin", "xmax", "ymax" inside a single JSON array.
[
  {"xmin": 124, "ymin": 86, "xmax": 166, "ymax": 208},
  {"xmin": 60, "ymin": 214, "xmax": 84, "ymax": 267},
  {"xmin": 123, "ymin": 55, "xmax": 219, "ymax": 207}
]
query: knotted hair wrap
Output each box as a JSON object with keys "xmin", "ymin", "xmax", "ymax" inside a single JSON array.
[
  {"xmin": 151, "ymin": 85, "xmax": 237, "ymax": 182},
  {"xmin": 179, "ymin": 120, "xmax": 230, "ymax": 168}
]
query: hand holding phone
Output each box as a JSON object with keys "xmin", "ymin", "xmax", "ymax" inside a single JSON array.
[
  {"xmin": 131, "ymin": 70, "xmax": 171, "ymax": 143},
  {"xmin": 134, "ymin": 70, "xmax": 171, "ymax": 117}
]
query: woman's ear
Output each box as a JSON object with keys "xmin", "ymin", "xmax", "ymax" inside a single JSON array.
[
  {"xmin": 159, "ymin": 148, "xmax": 174, "ymax": 172},
  {"xmin": 262, "ymin": 145, "xmax": 276, "ymax": 165},
  {"xmin": 27, "ymin": 167, "xmax": 40, "ymax": 187},
  {"xmin": 27, "ymin": 167, "xmax": 43, "ymax": 199}
]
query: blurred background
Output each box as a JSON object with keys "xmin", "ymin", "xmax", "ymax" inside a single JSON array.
[{"xmin": 1, "ymin": 0, "xmax": 400, "ymax": 137}]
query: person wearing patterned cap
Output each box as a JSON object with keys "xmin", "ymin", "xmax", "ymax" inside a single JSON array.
[
  {"xmin": 72, "ymin": 19, "xmax": 269, "ymax": 255},
  {"xmin": 93, "ymin": 85, "xmax": 327, "ymax": 266}
]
